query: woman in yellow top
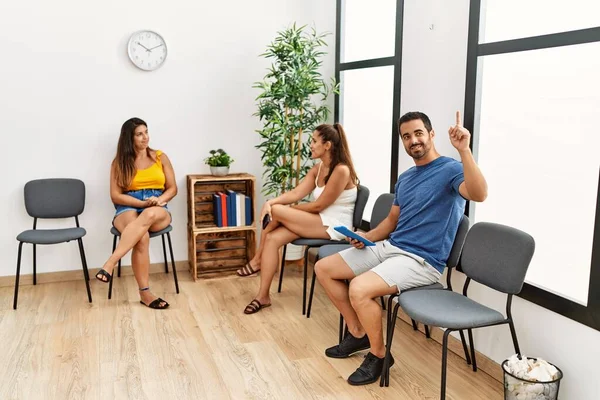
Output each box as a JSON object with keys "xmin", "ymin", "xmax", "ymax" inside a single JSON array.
[{"xmin": 95, "ymin": 117, "xmax": 177, "ymax": 310}]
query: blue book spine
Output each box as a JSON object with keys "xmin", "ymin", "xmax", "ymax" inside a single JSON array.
[
  {"xmin": 245, "ymin": 195, "xmax": 252, "ymax": 226},
  {"xmin": 226, "ymin": 189, "xmax": 237, "ymax": 226},
  {"xmin": 212, "ymin": 194, "xmax": 222, "ymax": 227}
]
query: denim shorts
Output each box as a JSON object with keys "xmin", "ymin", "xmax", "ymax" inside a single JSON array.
[{"xmin": 114, "ymin": 189, "xmax": 169, "ymax": 217}]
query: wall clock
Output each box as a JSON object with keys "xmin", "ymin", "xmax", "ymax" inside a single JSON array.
[{"xmin": 127, "ymin": 30, "xmax": 167, "ymax": 71}]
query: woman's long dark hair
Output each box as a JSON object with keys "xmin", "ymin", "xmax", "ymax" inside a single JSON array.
[
  {"xmin": 315, "ymin": 123, "xmax": 359, "ymax": 185},
  {"xmin": 113, "ymin": 117, "xmax": 154, "ymax": 190}
]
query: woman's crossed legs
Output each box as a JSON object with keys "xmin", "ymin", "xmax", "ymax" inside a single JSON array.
[
  {"xmin": 243, "ymin": 204, "xmax": 331, "ymax": 314},
  {"xmin": 96, "ymin": 207, "xmax": 171, "ymax": 308}
]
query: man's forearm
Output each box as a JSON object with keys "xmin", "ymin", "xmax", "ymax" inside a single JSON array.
[
  {"xmin": 459, "ymin": 149, "xmax": 488, "ymax": 202},
  {"xmin": 364, "ymin": 218, "xmax": 395, "ymax": 242}
]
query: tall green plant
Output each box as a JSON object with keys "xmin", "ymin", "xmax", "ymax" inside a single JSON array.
[{"xmin": 254, "ymin": 24, "xmax": 338, "ymax": 197}]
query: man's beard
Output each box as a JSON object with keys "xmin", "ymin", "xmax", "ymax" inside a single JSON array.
[{"xmin": 407, "ymin": 143, "xmax": 427, "ymax": 159}]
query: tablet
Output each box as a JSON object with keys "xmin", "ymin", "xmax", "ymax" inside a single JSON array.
[{"xmin": 333, "ymin": 226, "xmax": 376, "ymax": 246}]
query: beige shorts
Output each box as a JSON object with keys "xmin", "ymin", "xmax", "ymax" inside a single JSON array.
[{"xmin": 339, "ymin": 240, "xmax": 442, "ymax": 291}]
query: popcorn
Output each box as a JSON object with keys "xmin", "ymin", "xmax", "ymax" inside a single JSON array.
[{"xmin": 503, "ymin": 355, "xmax": 561, "ymax": 400}]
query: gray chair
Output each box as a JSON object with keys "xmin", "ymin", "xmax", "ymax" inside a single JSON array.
[
  {"xmin": 380, "ymin": 214, "xmax": 471, "ymax": 386},
  {"xmin": 308, "ymin": 193, "xmax": 395, "ymax": 322},
  {"xmin": 14, "ymin": 178, "xmax": 92, "ymax": 309},
  {"xmin": 389, "ymin": 222, "xmax": 535, "ymax": 399},
  {"xmin": 108, "ymin": 225, "xmax": 180, "ymax": 299},
  {"xmin": 277, "ymin": 184, "xmax": 370, "ymax": 315}
]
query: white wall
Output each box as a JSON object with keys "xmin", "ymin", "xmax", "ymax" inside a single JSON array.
[
  {"xmin": 400, "ymin": 1, "xmax": 600, "ymax": 399},
  {"xmin": 0, "ymin": 0, "xmax": 336, "ymax": 277}
]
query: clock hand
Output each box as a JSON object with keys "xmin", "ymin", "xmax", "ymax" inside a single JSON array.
[
  {"xmin": 136, "ymin": 42, "xmax": 151, "ymax": 51},
  {"xmin": 148, "ymin": 44, "xmax": 164, "ymax": 51}
]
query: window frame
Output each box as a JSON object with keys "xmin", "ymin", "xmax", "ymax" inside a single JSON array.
[
  {"xmin": 335, "ymin": 0, "xmax": 405, "ymax": 230},
  {"xmin": 463, "ymin": 0, "xmax": 600, "ymax": 331}
]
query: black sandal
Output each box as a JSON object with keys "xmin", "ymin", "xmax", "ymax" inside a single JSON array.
[
  {"xmin": 236, "ymin": 263, "xmax": 260, "ymax": 277},
  {"xmin": 139, "ymin": 287, "xmax": 169, "ymax": 309},
  {"xmin": 95, "ymin": 268, "xmax": 112, "ymax": 283},
  {"xmin": 243, "ymin": 299, "xmax": 271, "ymax": 314}
]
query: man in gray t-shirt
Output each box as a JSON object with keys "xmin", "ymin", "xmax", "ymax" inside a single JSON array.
[{"xmin": 315, "ymin": 111, "xmax": 489, "ymax": 386}]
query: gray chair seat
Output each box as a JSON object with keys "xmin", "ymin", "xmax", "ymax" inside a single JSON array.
[
  {"xmin": 110, "ymin": 225, "xmax": 172, "ymax": 238},
  {"xmin": 318, "ymin": 243, "xmax": 352, "ymax": 258},
  {"xmin": 398, "ymin": 289, "xmax": 505, "ymax": 329},
  {"xmin": 402, "ymin": 282, "xmax": 444, "ymax": 292},
  {"xmin": 17, "ymin": 227, "xmax": 86, "ymax": 244},
  {"xmin": 293, "ymin": 238, "xmax": 348, "ymax": 247}
]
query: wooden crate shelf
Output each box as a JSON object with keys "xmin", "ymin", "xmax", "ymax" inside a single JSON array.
[
  {"xmin": 186, "ymin": 173, "xmax": 257, "ymax": 280},
  {"xmin": 187, "ymin": 173, "xmax": 256, "ymax": 230},
  {"xmin": 188, "ymin": 228, "xmax": 256, "ymax": 278}
]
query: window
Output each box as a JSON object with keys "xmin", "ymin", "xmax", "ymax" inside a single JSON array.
[
  {"xmin": 466, "ymin": 0, "xmax": 600, "ymax": 328},
  {"xmin": 336, "ymin": 0, "xmax": 404, "ymax": 222}
]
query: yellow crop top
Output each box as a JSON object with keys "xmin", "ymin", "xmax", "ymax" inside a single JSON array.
[{"xmin": 127, "ymin": 150, "xmax": 166, "ymax": 191}]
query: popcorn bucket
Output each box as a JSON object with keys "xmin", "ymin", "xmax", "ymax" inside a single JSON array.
[{"xmin": 502, "ymin": 357, "xmax": 563, "ymax": 400}]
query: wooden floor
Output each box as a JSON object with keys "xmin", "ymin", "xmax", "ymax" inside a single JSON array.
[{"xmin": 0, "ymin": 266, "xmax": 503, "ymax": 400}]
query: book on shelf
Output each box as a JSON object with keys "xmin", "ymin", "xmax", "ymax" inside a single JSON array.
[
  {"xmin": 212, "ymin": 193, "xmax": 223, "ymax": 227},
  {"xmin": 212, "ymin": 190, "xmax": 252, "ymax": 227}
]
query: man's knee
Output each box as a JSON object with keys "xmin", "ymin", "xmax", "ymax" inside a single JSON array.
[
  {"xmin": 314, "ymin": 258, "xmax": 328, "ymax": 279},
  {"xmin": 315, "ymin": 256, "xmax": 338, "ymax": 281},
  {"xmin": 349, "ymin": 277, "xmax": 371, "ymax": 306}
]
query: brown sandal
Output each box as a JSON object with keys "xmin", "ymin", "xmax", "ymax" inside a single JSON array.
[
  {"xmin": 243, "ymin": 299, "xmax": 271, "ymax": 314},
  {"xmin": 237, "ymin": 263, "xmax": 259, "ymax": 277}
]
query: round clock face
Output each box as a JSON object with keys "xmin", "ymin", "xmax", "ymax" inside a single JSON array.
[{"xmin": 127, "ymin": 30, "xmax": 167, "ymax": 71}]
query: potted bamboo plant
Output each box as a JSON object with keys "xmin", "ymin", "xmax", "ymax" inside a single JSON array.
[{"xmin": 253, "ymin": 24, "xmax": 338, "ymax": 259}]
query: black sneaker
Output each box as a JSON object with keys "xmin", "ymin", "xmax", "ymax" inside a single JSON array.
[
  {"xmin": 325, "ymin": 332, "xmax": 370, "ymax": 358},
  {"xmin": 347, "ymin": 352, "xmax": 395, "ymax": 386}
]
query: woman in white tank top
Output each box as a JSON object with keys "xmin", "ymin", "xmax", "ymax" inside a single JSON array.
[{"xmin": 240, "ymin": 123, "xmax": 360, "ymax": 314}]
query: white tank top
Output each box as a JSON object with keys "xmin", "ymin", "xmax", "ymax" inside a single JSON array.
[{"xmin": 313, "ymin": 163, "xmax": 357, "ymax": 228}]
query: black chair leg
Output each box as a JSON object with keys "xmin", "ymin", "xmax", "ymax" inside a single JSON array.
[
  {"xmin": 441, "ymin": 329, "xmax": 451, "ymax": 400},
  {"xmin": 508, "ymin": 319, "xmax": 521, "ymax": 356},
  {"xmin": 166, "ymin": 233, "xmax": 180, "ymax": 294},
  {"xmin": 338, "ymin": 314, "xmax": 345, "ymax": 344},
  {"xmin": 277, "ymin": 244, "xmax": 287, "ymax": 293},
  {"xmin": 382, "ymin": 297, "xmax": 395, "ymax": 386},
  {"xmin": 459, "ymin": 330, "xmax": 472, "ymax": 365},
  {"xmin": 380, "ymin": 296, "xmax": 386, "ymax": 310},
  {"xmin": 380, "ymin": 302, "xmax": 401, "ymax": 387},
  {"xmin": 425, "ymin": 325, "xmax": 431, "ymax": 338},
  {"xmin": 302, "ymin": 246, "xmax": 310, "ymax": 315},
  {"xmin": 77, "ymin": 239, "xmax": 92, "ymax": 303},
  {"xmin": 411, "ymin": 319, "xmax": 418, "ymax": 331},
  {"xmin": 108, "ymin": 236, "xmax": 117, "ymax": 299},
  {"xmin": 116, "ymin": 235, "xmax": 122, "ymax": 278},
  {"xmin": 386, "ymin": 295, "xmax": 396, "ymax": 342},
  {"xmin": 161, "ymin": 234, "xmax": 169, "ymax": 273},
  {"xmin": 79, "ymin": 240, "xmax": 91, "ymax": 283},
  {"xmin": 33, "ymin": 244, "xmax": 37, "ymax": 285},
  {"xmin": 13, "ymin": 242, "xmax": 24, "ymax": 310},
  {"xmin": 307, "ymin": 269, "xmax": 317, "ymax": 318},
  {"xmin": 467, "ymin": 329, "xmax": 477, "ymax": 372}
]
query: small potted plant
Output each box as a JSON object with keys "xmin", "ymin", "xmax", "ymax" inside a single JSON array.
[{"xmin": 204, "ymin": 149, "xmax": 234, "ymax": 176}]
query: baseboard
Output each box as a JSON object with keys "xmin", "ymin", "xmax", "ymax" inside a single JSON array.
[{"xmin": 0, "ymin": 261, "xmax": 189, "ymax": 288}]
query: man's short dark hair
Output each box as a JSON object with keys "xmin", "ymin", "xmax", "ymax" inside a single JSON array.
[{"xmin": 398, "ymin": 112, "xmax": 433, "ymax": 133}]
